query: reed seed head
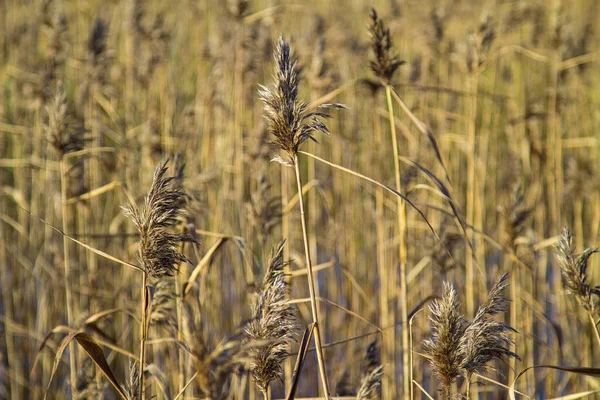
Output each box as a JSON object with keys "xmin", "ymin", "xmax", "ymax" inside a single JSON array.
[
  {"xmin": 556, "ymin": 228, "xmax": 600, "ymax": 314},
  {"xmin": 459, "ymin": 273, "xmax": 520, "ymax": 378},
  {"xmin": 259, "ymin": 35, "xmax": 345, "ymax": 166},
  {"xmin": 356, "ymin": 365, "xmax": 383, "ymax": 400},
  {"xmin": 245, "ymin": 240, "xmax": 298, "ymax": 393},
  {"xmin": 499, "ymin": 183, "xmax": 531, "ymax": 249},
  {"xmin": 355, "ymin": 340, "xmax": 382, "ymax": 399},
  {"xmin": 88, "ymin": 16, "xmax": 108, "ymax": 61},
  {"xmin": 122, "ymin": 160, "xmax": 192, "ymax": 278},
  {"xmin": 425, "ymin": 274, "xmax": 520, "ymax": 394},
  {"xmin": 149, "ymin": 278, "xmax": 177, "ymax": 330},
  {"xmin": 369, "ymin": 8, "xmax": 404, "ymax": 85},
  {"xmin": 245, "ymin": 171, "xmax": 281, "ymax": 245},
  {"xmin": 126, "ymin": 359, "xmax": 140, "ymax": 400},
  {"xmin": 423, "ymin": 282, "xmax": 466, "ymax": 394},
  {"xmin": 45, "ymin": 82, "xmax": 87, "ymax": 157}
]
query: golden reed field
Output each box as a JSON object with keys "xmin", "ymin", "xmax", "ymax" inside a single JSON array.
[{"xmin": 1, "ymin": 0, "xmax": 600, "ymax": 399}]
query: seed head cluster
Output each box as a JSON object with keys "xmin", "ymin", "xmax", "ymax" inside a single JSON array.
[
  {"xmin": 369, "ymin": 8, "xmax": 404, "ymax": 85},
  {"xmin": 123, "ymin": 160, "xmax": 192, "ymax": 278},
  {"xmin": 424, "ymin": 273, "xmax": 520, "ymax": 396},
  {"xmin": 259, "ymin": 36, "xmax": 345, "ymax": 166},
  {"xmin": 556, "ymin": 228, "xmax": 600, "ymax": 314},
  {"xmin": 245, "ymin": 240, "xmax": 298, "ymax": 393}
]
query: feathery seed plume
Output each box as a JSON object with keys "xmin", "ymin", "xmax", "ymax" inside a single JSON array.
[
  {"xmin": 556, "ymin": 228, "xmax": 600, "ymax": 314},
  {"xmin": 122, "ymin": 160, "xmax": 192, "ymax": 278},
  {"xmin": 423, "ymin": 283, "xmax": 466, "ymax": 396},
  {"xmin": 459, "ymin": 273, "xmax": 520, "ymax": 378},
  {"xmin": 369, "ymin": 8, "xmax": 404, "ymax": 85},
  {"xmin": 259, "ymin": 36, "xmax": 346, "ymax": 166},
  {"xmin": 245, "ymin": 240, "xmax": 298, "ymax": 393}
]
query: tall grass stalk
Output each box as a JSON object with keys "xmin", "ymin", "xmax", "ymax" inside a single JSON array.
[
  {"xmin": 373, "ymin": 90, "xmax": 390, "ymax": 399},
  {"xmin": 59, "ymin": 158, "xmax": 78, "ymax": 397},
  {"xmin": 139, "ymin": 271, "xmax": 148, "ymax": 399},
  {"xmin": 293, "ymin": 153, "xmax": 330, "ymax": 397},
  {"xmin": 465, "ymin": 72, "xmax": 479, "ymax": 321},
  {"xmin": 385, "ymin": 85, "xmax": 409, "ymax": 398}
]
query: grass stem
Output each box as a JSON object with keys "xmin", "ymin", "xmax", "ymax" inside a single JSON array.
[
  {"xmin": 386, "ymin": 84, "xmax": 408, "ymax": 398},
  {"xmin": 293, "ymin": 154, "xmax": 330, "ymax": 398},
  {"xmin": 60, "ymin": 158, "xmax": 77, "ymax": 397}
]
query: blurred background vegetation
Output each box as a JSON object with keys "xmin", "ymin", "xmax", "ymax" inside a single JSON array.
[{"xmin": 1, "ymin": 0, "xmax": 600, "ymax": 398}]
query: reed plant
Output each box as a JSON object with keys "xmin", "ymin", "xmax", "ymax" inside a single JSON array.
[{"xmin": 2, "ymin": 1, "xmax": 600, "ymax": 399}]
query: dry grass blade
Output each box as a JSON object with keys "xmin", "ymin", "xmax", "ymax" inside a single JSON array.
[
  {"xmin": 390, "ymin": 89, "xmax": 452, "ymax": 187},
  {"xmin": 548, "ymin": 389, "xmax": 600, "ymax": 400},
  {"xmin": 84, "ymin": 308, "xmax": 139, "ymax": 325},
  {"xmin": 299, "ymin": 151, "xmax": 445, "ymax": 252},
  {"xmin": 144, "ymin": 364, "xmax": 171, "ymax": 399},
  {"xmin": 183, "ymin": 237, "xmax": 227, "ymax": 297},
  {"xmin": 413, "ymin": 379, "xmax": 435, "ymax": 400},
  {"xmin": 286, "ymin": 324, "xmax": 315, "ymax": 400},
  {"xmin": 287, "ymin": 297, "xmax": 381, "ymax": 332},
  {"xmin": 399, "ymin": 156, "xmax": 476, "ymax": 274},
  {"xmin": 509, "ymin": 365, "xmax": 600, "ymax": 400},
  {"xmin": 44, "ymin": 331, "xmax": 128, "ymax": 400},
  {"xmin": 16, "ymin": 204, "xmax": 143, "ymax": 271}
]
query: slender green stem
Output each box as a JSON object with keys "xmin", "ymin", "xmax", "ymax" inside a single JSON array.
[
  {"xmin": 60, "ymin": 158, "xmax": 77, "ymax": 397},
  {"xmin": 385, "ymin": 85, "xmax": 408, "ymax": 399},
  {"xmin": 293, "ymin": 154, "xmax": 330, "ymax": 398}
]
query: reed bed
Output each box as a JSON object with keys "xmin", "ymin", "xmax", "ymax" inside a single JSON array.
[{"xmin": 1, "ymin": 0, "xmax": 600, "ymax": 399}]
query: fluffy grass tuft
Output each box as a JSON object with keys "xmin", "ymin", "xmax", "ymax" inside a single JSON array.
[
  {"xmin": 122, "ymin": 160, "xmax": 193, "ymax": 278},
  {"xmin": 246, "ymin": 240, "xmax": 298, "ymax": 394}
]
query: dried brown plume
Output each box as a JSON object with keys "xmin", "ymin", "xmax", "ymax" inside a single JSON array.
[
  {"xmin": 356, "ymin": 365, "xmax": 383, "ymax": 400},
  {"xmin": 556, "ymin": 228, "xmax": 600, "ymax": 314},
  {"xmin": 259, "ymin": 35, "xmax": 346, "ymax": 166},
  {"xmin": 126, "ymin": 358, "xmax": 140, "ymax": 400},
  {"xmin": 122, "ymin": 160, "xmax": 192, "ymax": 278},
  {"xmin": 149, "ymin": 278, "xmax": 177, "ymax": 330},
  {"xmin": 424, "ymin": 274, "xmax": 520, "ymax": 396},
  {"xmin": 245, "ymin": 171, "xmax": 281, "ymax": 246},
  {"xmin": 423, "ymin": 283, "xmax": 466, "ymax": 397},
  {"xmin": 459, "ymin": 273, "xmax": 520, "ymax": 379},
  {"xmin": 369, "ymin": 8, "xmax": 404, "ymax": 85},
  {"xmin": 245, "ymin": 240, "xmax": 298, "ymax": 393},
  {"xmin": 356, "ymin": 340, "xmax": 383, "ymax": 399},
  {"xmin": 45, "ymin": 82, "xmax": 87, "ymax": 157}
]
